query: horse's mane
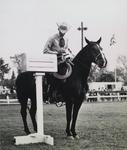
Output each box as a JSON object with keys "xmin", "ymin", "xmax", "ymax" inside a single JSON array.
[{"xmin": 72, "ymin": 45, "xmax": 90, "ymax": 65}]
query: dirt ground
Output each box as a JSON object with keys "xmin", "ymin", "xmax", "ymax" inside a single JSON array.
[{"xmin": 0, "ymin": 102, "xmax": 127, "ymax": 150}]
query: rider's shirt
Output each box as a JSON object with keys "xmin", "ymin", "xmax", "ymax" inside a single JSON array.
[{"xmin": 43, "ymin": 33, "xmax": 68, "ymax": 54}]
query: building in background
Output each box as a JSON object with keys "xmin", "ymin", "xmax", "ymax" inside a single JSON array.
[{"xmin": 88, "ymin": 82, "xmax": 123, "ymax": 91}]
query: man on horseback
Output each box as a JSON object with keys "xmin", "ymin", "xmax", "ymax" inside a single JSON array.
[
  {"xmin": 43, "ymin": 22, "xmax": 73, "ymax": 59},
  {"xmin": 43, "ymin": 22, "xmax": 73, "ymax": 104}
]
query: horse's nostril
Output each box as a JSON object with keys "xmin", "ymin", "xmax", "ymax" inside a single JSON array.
[
  {"xmin": 99, "ymin": 60, "xmax": 107, "ymax": 68},
  {"xmin": 97, "ymin": 60, "xmax": 103, "ymax": 68}
]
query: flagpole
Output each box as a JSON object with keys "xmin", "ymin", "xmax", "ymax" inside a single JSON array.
[
  {"xmin": 110, "ymin": 34, "xmax": 117, "ymax": 82},
  {"xmin": 115, "ymin": 68, "xmax": 117, "ymax": 82}
]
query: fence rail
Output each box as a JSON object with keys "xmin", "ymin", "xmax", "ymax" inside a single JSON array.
[
  {"xmin": 0, "ymin": 99, "xmax": 19, "ymax": 105},
  {"xmin": 86, "ymin": 91, "xmax": 127, "ymax": 102},
  {"xmin": 0, "ymin": 91, "xmax": 127, "ymax": 105}
]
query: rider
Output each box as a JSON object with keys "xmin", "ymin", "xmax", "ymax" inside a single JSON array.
[
  {"xmin": 43, "ymin": 22, "xmax": 73, "ymax": 103},
  {"xmin": 43, "ymin": 22, "xmax": 73, "ymax": 60}
]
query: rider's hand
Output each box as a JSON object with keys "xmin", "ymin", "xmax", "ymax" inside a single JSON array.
[
  {"xmin": 58, "ymin": 48, "xmax": 66, "ymax": 54},
  {"xmin": 53, "ymin": 51, "xmax": 58, "ymax": 54}
]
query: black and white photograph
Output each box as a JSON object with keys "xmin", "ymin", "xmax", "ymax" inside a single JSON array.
[{"xmin": 0, "ymin": 0, "xmax": 127, "ymax": 149}]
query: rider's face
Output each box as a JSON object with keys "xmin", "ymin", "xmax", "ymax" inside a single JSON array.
[{"xmin": 58, "ymin": 30, "xmax": 66, "ymax": 37}]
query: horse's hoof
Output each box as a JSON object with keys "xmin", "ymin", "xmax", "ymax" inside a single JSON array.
[
  {"xmin": 67, "ymin": 136, "xmax": 74, "ymax": 140},
  {"xmin": 25, "ymin": 130, "xmax": 31, "ymax": 135},
  {"xmin": 13, "ymin": 138, "xmax": 16, "ymax": 144},
  {"xmin": 74, "ymin": 135, "xmax": 80, "ymax": 139},
  {"xmin": 34, "ymin": 128, "xmax": 37, "ymax": 132}
]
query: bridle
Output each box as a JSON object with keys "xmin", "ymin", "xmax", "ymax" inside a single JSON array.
[
  {"xmin": 95, "ymin": 53, "xmax": 102, "ymax": 62},
  {"xmin": 94, "ymin": 44, "xmax": 107, "ymax": 68}
]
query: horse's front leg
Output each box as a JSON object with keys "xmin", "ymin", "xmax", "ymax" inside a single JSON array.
[
  {"xmin": 65, "ymin": 100, "xmax": 73, "ymax": 138},
  {"xmin": 71, "ymin": 101, "xmax": 82, "ymax": 138}
]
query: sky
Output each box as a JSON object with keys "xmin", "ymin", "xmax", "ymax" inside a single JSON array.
[{"xmin": 0, "ymin": 0, "xmax": 127, "ymax": 72}]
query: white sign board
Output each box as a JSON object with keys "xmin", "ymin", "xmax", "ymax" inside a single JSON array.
[{"xmin": 19, "ymin": 53, "xmax": 57, "ymax": 72}]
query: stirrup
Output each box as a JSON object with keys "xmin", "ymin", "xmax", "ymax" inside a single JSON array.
[{"xmin": 53, "ymin": 63, "xmax": 72, "ymax": 80}]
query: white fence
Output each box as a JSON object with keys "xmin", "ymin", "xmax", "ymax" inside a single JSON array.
[
  {"xmin": 0, "ymin": 91, "xmax": 127, "ymax": 105},
  {"xmin": 0, "ymin": 98, "xmax": 33, "ymax": 105},
  {"xmin": 86, "ymin": 91, "xmax": 127, "ymax": 102},
  {"xmin": 0, "ymin": 98, "xmax": 19, "ymax": 105}
]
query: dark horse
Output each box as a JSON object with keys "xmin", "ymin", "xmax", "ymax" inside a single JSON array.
[{"xmin": 16, "ymin": 37, "xmax": 107, "ymax": 139}]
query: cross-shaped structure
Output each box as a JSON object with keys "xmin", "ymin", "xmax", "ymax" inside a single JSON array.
[{"xmin": 77, "ymin": 22, "xmax": 88, "ymax": 49}]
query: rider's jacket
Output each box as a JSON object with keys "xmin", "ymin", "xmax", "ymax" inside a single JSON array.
[{"xmin": 43, "ymin": 33, "xmax": 69, "ymax": 55}]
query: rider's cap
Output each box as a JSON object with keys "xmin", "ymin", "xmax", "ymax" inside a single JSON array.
[{"xmin": 57, "ymin": 22, "xmax": 70, "ymax": 34}]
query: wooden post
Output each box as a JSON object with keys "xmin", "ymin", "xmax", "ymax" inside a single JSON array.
[
  {"xmin": 35, "ymin": 73, "xmax": 44, "ymax": 135},
  {"xmin": 7, "ymin": 95, "xmax": 10, "ymax": 104},
  {"xmin": 97, "ymin": 92, "xmax": 100, "ymax": 102}
]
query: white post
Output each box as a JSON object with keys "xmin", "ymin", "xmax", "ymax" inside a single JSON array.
[
  {"xmin": 117, "ymin": 92, "xmax": 120, "ymax": 101},
  {"xmin": 7, "ymin": 95, "xmax": 10, "ymax": 104},
  {"xmin": 35, "ymin": 73, "xmax": 44, "ymax": 135},
  {"xmin": 115, "ymin": 68, "xmax": 117, "ymax": 82},
  {"xmin": 97, "ymin": 92, "xmax": 100, "ymax": 102}
]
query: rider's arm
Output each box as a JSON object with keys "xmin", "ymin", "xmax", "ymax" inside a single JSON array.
[
  {"xmin": 63, "ymin": 38, "xmax": 71, "ymax": 56},
  {"xmin": 64, "ymin": 38, "xmax": 68, "ymax": 50},
  {"xmin": 43, "ymin": 37, "xmax": 58, "ymax": 54},
  {"xmin": 64, "ymin": 39, "xmax": 74, "ymax": 58}
]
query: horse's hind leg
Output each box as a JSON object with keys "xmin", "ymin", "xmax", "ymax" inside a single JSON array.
[
  {"xmin": 71, "ymin": 101, "xmax": 82, "ymax": 138},
  {"xmin": 29, "ymin": 97, "xmax": 37, "ymax": 132},
  {"xmin": 20, "ymin": 99, "xmax": 31, "ymax": 135},
  {"xmin": 65, "ymin": 100, "xmax": 73, "ymax": 137}
]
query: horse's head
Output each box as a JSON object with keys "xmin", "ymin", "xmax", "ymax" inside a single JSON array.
[{"xmin": 85, "ymin": 37, "xmax": 107, "ymax": 68}]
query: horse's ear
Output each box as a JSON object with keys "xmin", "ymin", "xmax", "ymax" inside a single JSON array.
[
  {"xmin": 85, "ymin": 37, "xmax": 90, "ymax": 44},
  {"xmin": 97, "ymin": 37, "xmax": 102, "ymax": 44}
]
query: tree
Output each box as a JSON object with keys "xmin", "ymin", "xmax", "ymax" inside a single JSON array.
[
  {"xmin": 88, "ymin": 64, "xmax": 100, "ymax": 82},
  {"xmin": 10, "ymin": 71, "xmax": 16, "ymax": 93},
  {"xmin": 117, "ymin": 55, "xmax": 127, "ymax": 85},
  {"xmin": 88, "ymin": 65, "xmax": 114, "ymax": 82},
  {"xmin": 3, "ymin": 71, "xmax": 16, "ymax": 93},
  {"xmin": 10, "ymin": 53, "xmax": 25, "ymax": 74},
  {"xmin": 117, "ymin": 55, "xmax": 127, "ymax": 71},
  {"xmin": 0, "ymin": 58, "xmax": 10, "ymax": 85},
  {"xmin": 96, "ymin": 72, "xmax": 114, "ymax": 82}
]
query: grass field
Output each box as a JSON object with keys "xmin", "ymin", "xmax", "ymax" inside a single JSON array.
[{"xmin": 0, "ymin": 102, "xmax": 127, "ymax": 150}]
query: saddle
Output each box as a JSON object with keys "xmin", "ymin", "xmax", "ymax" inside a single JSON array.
[{"xmin": 53, "ymin": 53, "xmax": 73, "ymax": 80}]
